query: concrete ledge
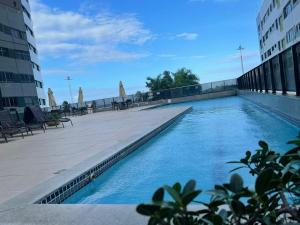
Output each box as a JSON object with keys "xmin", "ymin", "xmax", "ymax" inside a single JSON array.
[
  {"xmin": 140, "ymin": 89, "xmax": 237, "ymax": 108},
  {"xmin": 170, "ymin": 89, "xmax": 237, "ymax": 104},
  {"xmin": 0, "ymin": 204, "xmax": 147, "ymax": 225},
  {"xmin": 238, "ymin": 90, "xmax": 300, "ymax": 127}
]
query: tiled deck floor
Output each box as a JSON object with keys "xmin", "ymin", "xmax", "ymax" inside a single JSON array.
[{"xmin": 0, "ymin": 106, "xmax": 188, "ymax": 205}]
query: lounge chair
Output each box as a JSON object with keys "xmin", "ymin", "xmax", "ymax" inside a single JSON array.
[
  {"xmin": 111, "ymin": 101, "xmax": 119, "ymax": 110},
  {"xmin": 126, "ymin": 99, "xmax": 133, "ymax": 108},
  {"xmin": 49, "ymin": 110, "xmax": 73, "ymax": 127},
  {"xmin": 0, "ymin": 110, "xmax": 29, "ymax": 140},
  {"xmin": 23, "ymin": 106, "xmax": 46, "ymax": 132},
  {"xmin": 0, "ymin": 125, "xmax": 8, "ymax": 143}
]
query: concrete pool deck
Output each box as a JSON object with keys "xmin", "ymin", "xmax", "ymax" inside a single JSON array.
[{"xmin": 0, "ymin": 105, "xmax": 190, "ymax": 224}]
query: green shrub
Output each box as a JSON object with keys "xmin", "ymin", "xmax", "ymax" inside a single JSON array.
[{"xmin": 137, "ymin": 134, "xmax": 300, "ymax": 225}]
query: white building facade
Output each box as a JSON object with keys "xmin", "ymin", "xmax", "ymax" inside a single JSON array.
[
  {"xmin": 21, "ymin": 0, "xmax": 46, "ymax": 106},
  {"xmin": 257, "ymin": 0, "xmax": 300, "ymax": 62}
]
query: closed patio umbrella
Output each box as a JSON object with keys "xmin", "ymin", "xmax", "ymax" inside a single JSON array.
[
  {"xmin": 48, "ymin": 88, "xmax": 57, "ymax": 109},
  {"xmin": 78, "ymin": 87, "xmax": 84, "ymax": 108},
  {"xmin": 119, "ymin": 81, "xmax": 126, "ymax": 101}
]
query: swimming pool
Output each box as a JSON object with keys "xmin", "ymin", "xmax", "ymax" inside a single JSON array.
[{"xmin": 64, "ymin": 96, "xmax": 299, "ymax": 204}]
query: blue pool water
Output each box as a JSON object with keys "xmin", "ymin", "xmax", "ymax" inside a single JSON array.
[{"xmin": 65, "ymin": 96, "xmax": 299, "ymax": 204}]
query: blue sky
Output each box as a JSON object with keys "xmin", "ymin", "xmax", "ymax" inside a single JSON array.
[{"xmin": 31, "ymin": 0, "xmax": 262, "ymax": 104}]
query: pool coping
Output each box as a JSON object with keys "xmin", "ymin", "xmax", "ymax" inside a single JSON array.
[
  {"xmin": 0, "ymin": 106, "xmax": 192, "ymax": 210},
  {"xmin": 239, "ymin": 94, "xmax": 300, "ymax": 128}
]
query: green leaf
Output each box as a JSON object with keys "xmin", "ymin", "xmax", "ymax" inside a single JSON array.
[
  {"xmin": 245, "ymin": 151, "xmax": 251, "ymax": 160},
  {"xmin": 229, "ymin": 174, "xmax": 244, "ymax": 193},
  {"xmin": 136, "ymin": 204, "xmax": 160, "ymax": 216},
  {"xmin": 210, "ymin": 215, "xmax": 223, "ymax": 225},
  {"xmin": 231, "ymin": 200, "xmax": 245, "ymax": 216},
  {"xmin": 227, "ymin": 161, "xmax": 242, "ymax": 164},
  {"xmin": 209, "ymin": 200, "xmax": 225, "ymax": 209},
  {"xmin": 182, "ymin": 180, "xmax": 196, "ymax": 195},
  {"xmin": 173, "ymin": 183, "xmax": 181, "ymax": 193},
  {"xmin": 164, "ymin": 185, "xmax": 182, "ymax": 205},
  {"xmin": 259, "ymin": 140, "xmax": 269, "ymax": 150},
  {"xmin": 182, "ymin": 190, "xmax": 201, "ymax": 205},
  {"xmin": 255, "ymin": 169, "xmax": 274, "ymax": 195},
  {"xmin": 152, "ymin": 188, "xmax": 164, "ymax": 202},
  {"xmin": 148, "ymin": 217, "xmax": 158, "ymax": 225}
]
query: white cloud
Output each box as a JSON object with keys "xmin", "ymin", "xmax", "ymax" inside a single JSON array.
[
  {"xmin": 42, "ymin": 69, "xmax": 85, "ymax": 76},
  {"xmin": 176, "ymin": 32, "xmax": 199, "ymax": 40},
  {"xmin": 30, "ymin": 0, "xmax": 153, "ymax": 63}
]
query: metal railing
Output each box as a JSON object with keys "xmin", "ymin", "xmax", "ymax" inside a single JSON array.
[
  {"xmin": 44, "ymin": 79, "xmax": 237, "ymax": 112},
  {"xmin": 237, "ymin": 40, "xmax": 300, "ymax": 96}
]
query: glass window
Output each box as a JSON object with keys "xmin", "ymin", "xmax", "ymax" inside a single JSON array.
[
  {"xmin": 0, "ymin": 47, "xmax": 9, "ymax": 57},
  {"xmin": 283, "ymin": 1, "xmax": 293, "ymax": 19}
]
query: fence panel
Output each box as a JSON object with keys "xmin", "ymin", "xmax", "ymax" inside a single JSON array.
[
  {"xmin": 271, "ymin": 55, "xmax": 282, "ymax": 91},
  {"xmin": 264, "ymin": 62, "xmax": 272, "ymax": 91},
  {"xmin": 282, "ymin": 48, "xmax": 296, "ymax": 91}
]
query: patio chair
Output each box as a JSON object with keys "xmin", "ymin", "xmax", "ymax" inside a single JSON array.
[
  {"xmin": 0, "ymin": 110, "xmax": 28, "ymax": 140},
  {"xmin": 50, "ymin": 110, "xmax": 73, "ymax": 127},
  {"xmin": 23, "ymin": 106, "xmax": 46, "ymax": 132},
  {"xmin": 0, "ymin": 125, "xmax": 8, "ymax": 143},
  {"xmin": 111, "ymin": 101, "xmax": 119, "ymax": 110},
  {"xmin": 126, "ymin": 99, "xmax": 133, "ymax": 108}
]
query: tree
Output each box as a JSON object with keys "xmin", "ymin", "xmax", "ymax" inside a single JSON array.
[
  {"xmin": 173, "ymin": 68, "xmax": 199, "ymax": 87},
  {"xmin": 146, "ymin": 75, "xmax": 162, "ymax": 92},
  {"xmin": 160, "ymin": 71, "xmax": 174, "ymax": 90},
  {"xmin": 145, "ymin": 68, "xmax": 200, "ymax": 92}
]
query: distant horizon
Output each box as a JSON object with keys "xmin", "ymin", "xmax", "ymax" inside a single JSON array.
[{"xmin": 31, "ymin": 0, "xmax": 262, "ymax": 104}]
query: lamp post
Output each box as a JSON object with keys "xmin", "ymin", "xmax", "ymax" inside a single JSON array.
[
  {"xmin": 237, "ymin": 45, "xmax": 245, "ymax": 75},
  {"xmin": 65, "ymin": 76, "xmax": 73, "ymax": 104}
]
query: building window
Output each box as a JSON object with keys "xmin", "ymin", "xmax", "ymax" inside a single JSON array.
[
  {"xmin": 0, "ymin": 47, "xmax": 30, "ymax": 61},
  {"xmin": 2, "ymin": 97, "xmax": 18, "ymax": 107},
  {"xmin": 35, "ymin": 80, "xmax": 43, "ymax": 88},
  {"xmin": 28, "ymin": 43, "xmax": 37, "ymax": 54},
  {"xmin": 32, "ymin": 62, "xmax": 41, "ymax": 71},
  {"xmin": 0, "ymin": 71, "xmax": 35, "ymax": 83},
  {"xmin": 283, "ymin": 1, "xmax": 293, "ymax": 19},
  {"xmin": 0, "ymin": 23, "xmax": 26, "ymax": 40},
  {"xmin": 25, "ymin": 24, "xmax": 34, "ymax": 37},
  {"xmin": 0, "ymin": 47, "xmax": 9, "ymax": 57},
  {"xmin": 295, "ymin": 23, "xmax": 300, "ymax": 38},
  {"xmin": 286, "ymin": 27, "xmax": 295, "ymax": 43},
  {"xmin": 22, "ymin": 5, "xmax": 31, "ymax": 19},
  {"xmin": 39, "ymin": 98, "xmax": 46, "ymax": 106}
]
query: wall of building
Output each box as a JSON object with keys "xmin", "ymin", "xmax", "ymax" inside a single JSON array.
[
  {"xmin": 21, "ymin": 0, "xmax": 46, "ymax": 107},
  {"xmin": 257, "ymin": 0, "xmax": 300, "ymax": 62},
  {"xmin": 238, "ymin": 90, "xmax": 300, "ymax": 127},
  {"xmin": 0, "ymin": 0, "xmax": 46, "ymax": 112},
  {"xmin": 0, "ymin": 0, "xmax": 39, "ymax": 112}
]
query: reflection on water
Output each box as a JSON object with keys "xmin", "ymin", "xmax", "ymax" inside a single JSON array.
[{"xmin": 65, "ymin": 96, "xmax": 299, "ymax": 204}]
